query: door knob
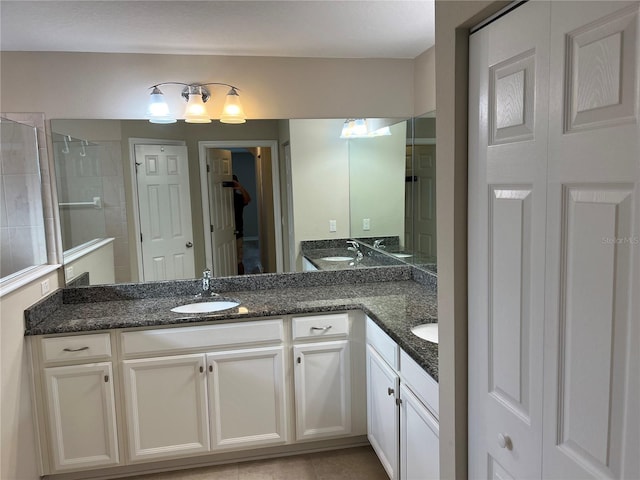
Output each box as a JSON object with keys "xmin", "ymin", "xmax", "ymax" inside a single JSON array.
[
  {"xmin": 388, "ymin": 387, "xmax": 395, "ymax": 396},
  {"xmin": 186, "ymin": 242, "xmax": 193, "ymax": 248},
  {"xmin": 497, "ymin": 433, "xmax": 512, "ymax": 450}
]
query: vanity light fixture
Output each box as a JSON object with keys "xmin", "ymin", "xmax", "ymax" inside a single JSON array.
[{"xmin": 146, "ymin": 82, "xmax": 247, "ymax": 124}]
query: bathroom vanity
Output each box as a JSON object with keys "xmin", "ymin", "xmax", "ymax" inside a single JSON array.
[{"xmin": 25, "ymin": 266, "xmax": 438, "ymax": 479}]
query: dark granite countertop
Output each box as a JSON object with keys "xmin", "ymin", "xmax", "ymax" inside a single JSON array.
[{"xmin": 24, "ymin": 267, "xmax": 439, "ymax": 381}]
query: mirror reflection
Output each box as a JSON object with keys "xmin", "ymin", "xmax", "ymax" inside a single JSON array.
[{"xmin": 51, "ymin": 116, "xmax": 435, "ymax": 286}]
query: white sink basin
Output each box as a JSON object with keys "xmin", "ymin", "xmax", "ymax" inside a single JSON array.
[
  {"xmin": 320, "ymin": 256, "xmax": 353, "ymax": 262},
  {"xmin": 171, "ymin": 301, "xmax": 239, "ymax": 314},
  {"xmin": 411, "ymin": 323, "xmax": 438, "ymax": 344},
  {"xmin": 392, "ymin": 253, "xmax": 413, "ymax": 258}
]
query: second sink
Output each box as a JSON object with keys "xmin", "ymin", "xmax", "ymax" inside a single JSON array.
[
  {"xmin": 171, "ymin": 301, "xmax": 240, "ymax": 314},
  {"xmin": 320, "ymin": 256, "xmax": 353, "ymax": 262},
  {"xmin": 411, "ymin": 323, "xmax": 438, "ymax": 344}
]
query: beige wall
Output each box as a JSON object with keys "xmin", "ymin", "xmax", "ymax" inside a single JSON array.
[
  {"xmin": 0, "ymin": 269, "xmax": 62, "ymax": 480},
  {"xmin": 349, "ymin": 122, "xmax": 407, "ymax": 239},
  {"xmin": 434, "ymin": 1, "xmax": 508, "ymax": 479},
  {"xmin": 65, "ymin": 240, "xmax": 115, "ymax": 286},
  {"xmin": 414, "ymin": 46, "xmax": 436, "ymax": 116},
  {"xmin": 289, "ymin": 119, "xmax": 350, "ymax": 268},
  {"xmin": 0, "ymin": 52, "xmax": 415, "ymax": 120}
]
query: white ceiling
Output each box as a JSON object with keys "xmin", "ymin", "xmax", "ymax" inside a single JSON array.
[{"xmin": 0, "ymin": 1, "xmax": 435, "ymax": 59}]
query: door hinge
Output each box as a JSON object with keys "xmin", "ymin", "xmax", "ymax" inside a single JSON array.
[
  {"xmin": 210, "ymin": 225, "xmax": 214, "ymax": 233},
  {"xmin": 140, "ymin": 233, "xmax": 143, "ymax": 242},
  {"xmin": 206, "ymin": 164, "xmax": 211, "ymax": 173}
]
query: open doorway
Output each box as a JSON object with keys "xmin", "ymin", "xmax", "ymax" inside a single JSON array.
[{"xmin": 199, "ymin": 140, "xmax": 283, "ymax": 277}]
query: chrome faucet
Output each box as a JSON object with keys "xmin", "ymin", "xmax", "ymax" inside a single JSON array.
[
  {"xmin": 347, "ymin": 240, "xmax": 364, "ymax": 266},
  {"xmin": 202, "ymin": 269, "xmax": 212, "ymax": 294},
  {"xmin": 373, "ymin": 239, "xmax": 386, "ymax": 250}
]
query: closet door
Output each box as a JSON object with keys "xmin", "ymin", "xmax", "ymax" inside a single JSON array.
[
  {"xmin": 542, "ymin": 2, "xmax": 639, "ymax": 479},
  {"xmin": 468, "ymin": 2, "xmax": 550, "ymax": 478}
]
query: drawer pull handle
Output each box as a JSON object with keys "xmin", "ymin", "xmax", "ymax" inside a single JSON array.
[
  {"xmin": 388, "ymin": 387, "xmax": 395, "ymax": 396},
  {"xmin": 104, "ymin": 375, "xmax": 109, "ymax": 383},
  {"xmin": 311, "ymin": 326, "xmax": 332, "ymax": 331},
  {"xmin": 63, "ymin": 346, "xmax": 89, "ymax": 352}
]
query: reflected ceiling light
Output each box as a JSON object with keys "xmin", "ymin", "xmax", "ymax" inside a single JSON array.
[
  {"xmin": 340, "ymin": 118, "xmax": 391, "ymax": 138},
  {"xmin": 146, "ymin": 82, "xmax": 247, "ymax": 124}
]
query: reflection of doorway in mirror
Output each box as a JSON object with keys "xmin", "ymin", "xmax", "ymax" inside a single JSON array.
[
  {"xmin": 413, "ymin": 144, "xmax": 436, "ymax": 259},
  {"xmin": 134, "ymin": 144, "xmax": 195, "ymax": 282}
]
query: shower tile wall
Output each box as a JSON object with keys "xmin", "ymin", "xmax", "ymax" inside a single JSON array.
[
  {"xmin": 57, "ymin": 139, "xmax": 130, "ymax": 283},
  {"xmin": 0, "ymin": 117, "xmax": 47, "ymax": 277}
]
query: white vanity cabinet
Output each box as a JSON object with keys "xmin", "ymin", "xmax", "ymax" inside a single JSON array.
[
  {"xmin": 121, "ymin": 320, "xmax": 287, "ymax": 463},
  {"xmin": 292, "ymin": 313, "xmax": 352, "ymax": 441},
  {"xmin": 366, "ymin": 317, "xmax": 439, "ymax": 480},
  {"xmin": 33, "ymin": 333, "xmax": 120, "ymax": 473},
  {"xmin": 30, "ymin": 311, "xmax": 367, "ymax": 477}
]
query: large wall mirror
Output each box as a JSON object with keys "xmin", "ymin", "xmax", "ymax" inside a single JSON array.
[{"xmin": 50, "ymin": 114, "xmax": 435, "ymax": 286}]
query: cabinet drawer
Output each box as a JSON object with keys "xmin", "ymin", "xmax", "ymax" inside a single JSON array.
[
  {"xmin": 292, "ymin": 313, "xmax": 349, "ymax": 340},
  {"xmin": 121, "ymin": 319, "xmax": 284, "ymax": 356},
  {"xmin": 400, "ymin": 349, "xmax": 438, "ymax": 418},
  {"xmin": 41, "ymin": 333, "xmax": 112, "ymax": 364},
  {"xmin": 366, "ymin": 317, "xmax": 399, "ymax": 370}
]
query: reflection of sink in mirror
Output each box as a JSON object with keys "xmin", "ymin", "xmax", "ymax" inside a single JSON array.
[
  {"xmin": 391, "ymin": 253, "xmax": 413, "ymax": 258},
  {"xmin": 171, "ymin": 301, "xmax": 240, "ymax": 314},
  {"xmin": 411, "ymin": 323, "xmax": 438, "ymax": 343},
  {"xmin": 320, "ymin": 256, "xmax": 353, "ymax": 262}
]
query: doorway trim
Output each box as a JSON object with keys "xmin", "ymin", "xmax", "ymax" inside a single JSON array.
[
  {"xmin": 127, "ymin": 137, "xmax": 186, "ymax": 282},
  {"xmin": 198, "ymin": 140, "xmax": 283, "ymax": 274}
]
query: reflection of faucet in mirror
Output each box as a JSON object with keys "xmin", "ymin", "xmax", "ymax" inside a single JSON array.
[
  {"xmin": 199, "ymin": 269, "xmax": 218, "ymax": 297},
  {"xmin": 347, "ymin": 240, "xmax": 364, "ymax": 266},
  {"xmin": 373, "ymin": 239, "xmax": 386, "ymax": 250}
]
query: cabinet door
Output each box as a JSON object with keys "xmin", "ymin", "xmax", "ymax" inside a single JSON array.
[
  {"xmin": 400, "ymin": 384, "xmax": 439, "ymax": 480},
  {"xmin": 44, "ymin": 362, "xmax": 119, "ymax": 471},
  {"xmin": 207, "ymin": 346, "xmax": 287, "ymax": 450},
  {"xmin": 366, "ymin": 344, "xmax": 399, "ymax": 479},
  {"xmin": 293, "ymin": 340, "xmax": 351, "ymax": 440},
  {"xmin": 122, "ymin": 354, "xmax": 210, "ymax": 462}
]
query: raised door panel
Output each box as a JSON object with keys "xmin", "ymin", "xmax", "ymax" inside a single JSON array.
[
  {"xmin": 207, "ymin": 346, "xmax": 287, "ymax": 450},
  {"xmin": 122, "ymin": 354, "xmax": 210, "ymax": 462},
  {"xmin": 293, "ymin": 340, "xmax": 351, "ymax": 441},
  {"xmin": 468, "ymin": 2, "xmax": 550, "ymax": 478},
  {"xmin": 400, "ymin": 384, "xmax": 439, "ymax": 480},
  {"xmin": 366, "ymin": 344, "xmax": 399, "ymax": 480},
  {"xmin": 44, "ymin": 363, "xmax": 119, "ymax": 471}
]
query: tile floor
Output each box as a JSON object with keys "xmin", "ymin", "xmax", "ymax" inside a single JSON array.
[{"xmin": 125, "ymin": 446, "xmax": 388, "ymax": 480}]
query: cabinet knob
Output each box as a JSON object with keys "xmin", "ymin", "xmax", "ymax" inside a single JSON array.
[
  {"xmin": 498, "ymin": 433, "xmax": 512, "ymax": 450},
  {"xmin": 208, "ymin": 365, "xmax": 213, "ymax": 372},
  {"xmin": 199, "ymin": 366, "xmax": 204, "ymax": 373},
  {"xmin": 388, "ymin": 387, "xmax": 395, "ymax": 396}
]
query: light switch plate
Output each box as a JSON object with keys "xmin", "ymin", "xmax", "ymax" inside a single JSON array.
[
  {"xmin": 363, "ymin": 218, "xmax": 371, "ymax": 230},
  {"xmin": 329, "ymin": 220, "xmax": 337, "ymax": 232},
  {"xmin": 41, "ymin": 279, "xmax": 50, "ymax": 296}
]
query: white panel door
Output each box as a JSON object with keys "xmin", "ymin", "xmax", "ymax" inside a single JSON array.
[
  {"xmin": 543, "ymin": 2, "xmax": 639, "ymax": 479},
  {"xmin": 468, "ymin": 2, "xmax": 550, "ymax": 478},
  {"xmin": 293, "ymin": 340, "xmax": 351, "ymax": 441},
  {"xmin": 44, "ymin": 363, "xmax": 119, "ymax": 471},
  {"xmin": 414, "ymin": 144, "xmax": 437, "ymax": 259},
  {"xmin": 206, "ymin": 346, "xmax": 287, "ymax": 450},
  {"xmin": 122, "ymin": 354, "xmax": 210, "ymax": 462},
  {"xmin": 206, "ymin": 148, "xmax": 237, "ymax": 277},
  {"xmin": 366, "ymin": 344, "xmax": 399, "ymax": 480},
  {"xmin": 135, "ymin": 145, "xmax": 194, "ymax": 281}
]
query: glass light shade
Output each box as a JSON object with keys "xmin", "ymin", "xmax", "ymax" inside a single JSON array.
[
  {"xmin": 183, "ymin": 88, "xmax": 211, "ymax": 123},
  {"xmin": 220, "ymin": 89, "xmax": 246, "ymax": 124},
  {"xmin": 147, "ymin": 89, "xmax": 176, "ymax": 124}
]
